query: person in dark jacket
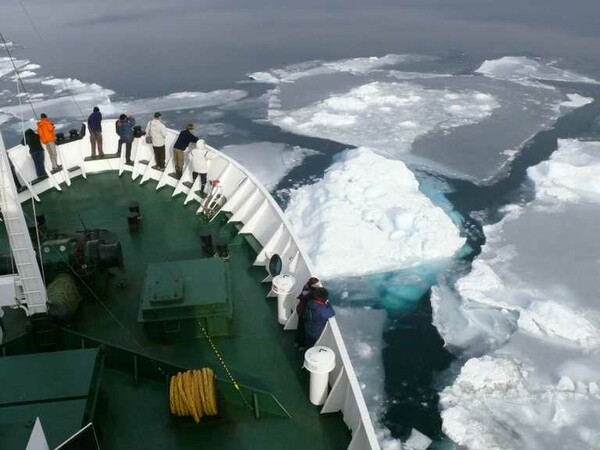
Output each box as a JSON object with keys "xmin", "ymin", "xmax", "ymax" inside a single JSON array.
[
  {"xmin": 303, "ymin": 287, "xmax": 335, "ymax": 348},
  {"xmin": 172, "ymin": 123, "xmax": 199, "ymax": 178},
  {"xmin": 87, "ymin": 106, "xmax": 104, "ymax": 158},
  {"xmin": 116, "ymin": 113, "xmax": 135, "ymax": 165},
  {"xmin": 21, "ymin": 128, "xmax": 46, "ymax": 178},
  {"xmin": 295, "ymin": 277, "xmax": 322, "ymax": 349}
]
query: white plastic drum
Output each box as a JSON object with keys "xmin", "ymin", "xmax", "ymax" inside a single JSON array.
[{"xmin": 303, "ymin": 346, "xmax": 336, "ymax": 406}]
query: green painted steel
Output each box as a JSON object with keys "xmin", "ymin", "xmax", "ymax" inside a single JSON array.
[
  {"xmin": 1, "ymin": 173, "xmax": 350, "ymax": 449},
  {"xmin": 0, "ymin": 348, "xmax": 103, "ymax": 448}
]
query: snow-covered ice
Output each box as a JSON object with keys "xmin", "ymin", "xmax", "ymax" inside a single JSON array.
[
  {"xmin": 248, "ymin": 54, "xmax": 431, "ymax": 84},
  {"xmin": 271, "ymin": 81, "xmax": 499, "ymax": 157},
  {"xmin": 285, "ymin": 148, "xmax": 465, "ymax": 279},
  {"xmin": 432, "ymin": 139, "xmax": 600, "ymax": 449},
  {"xmin": 561, "ymin": 93, "xmax": 594, "ymax": 108},
  {"xmin": 476, "ymin": 56, "xmax": 599, "ymax": 86},
  {"xmin": 262, "ymin": 55, "xmax": 592, "ymax": 182}
]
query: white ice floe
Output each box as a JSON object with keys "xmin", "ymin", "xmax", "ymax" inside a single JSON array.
[
  {"xmin": 336, "ymin": 307, "xmax": 406, "ymax": 449},
  {"xmin": 0, "ymin": 56, "xmax": 29, "ymax": 78},
  {"xmin": 433, "ymin": 139, "xmax": 600, "ymax": 449},
  {"xmin": 219, "ymin": 142, "xmax": 318, "ymax": 189},
  {"xmin": 476, "ymin": 56, "xmax": 599, "ymax": 86},
  {"xmin": 528, "ymin": 139, "xmax": 600, "ymax": 205},
  {"xmin": 1, "ymin": 79, "xmax": 246, "ymax": 124},
  {"xmin": 248, "ymin": 54, "xmax": 430, "ymax": 84},
  {"xmin": 561, "ymin": 93, "xmax": 593, "ymax": 108},
  {"xmin": 285, "ymin": 148, "xmax": 465, "ymax": 278},
  {"xmin": 271, "ymin": 81, "xmax": 499, "ymax": 156}
]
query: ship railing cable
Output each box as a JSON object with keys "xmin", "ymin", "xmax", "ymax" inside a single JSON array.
[
  {"xmin": 0, "ymin": 32, "xmax": 37, "ymax": 119},
  {"xmin": 2, "ymin": 31, "xmax": 47, "ymax": 281},
  {"xmin": 10, "ymin": 1, "xmax": 86, "ymax": 119},
  {"xmin": 199, "ymin": 324, "xmax": 253, "ymax": 410}
]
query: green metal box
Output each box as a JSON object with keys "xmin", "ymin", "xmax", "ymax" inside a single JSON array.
[{"xmin": 138, "ymin": 258, "xmax": 233, "ymax": 339}]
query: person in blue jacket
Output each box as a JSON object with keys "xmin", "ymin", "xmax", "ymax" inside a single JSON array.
[
  {"xmin": 116, "ymin": 113, "xmax": 135, "ymax": 165},
  {"xmin": 172, "ymin": 123, "xmax": 199, "ymax": 178},
  {"xmin": 303, "ymin": 287, "xmax": 335, "ymax": 348},
  {"xmin": 295, "ymin": 277, "xmax": 322, "ymax": 349},
  {"xmin": 87, "ymin": 106, "xmax": 104, "ymax": 158}
]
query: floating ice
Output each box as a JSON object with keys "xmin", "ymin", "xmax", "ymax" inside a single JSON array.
[
  {"xmin": 0, "ymin": 56, "xmax": 29, "ymax": 78},
  {"xmin": 271, "ymin": 81, "xmax": 499, "ymax": 157},
  {"xmin": 404, "ymin": 428, "xmax": 433, "ymax": 450},
  {"xmin": 219, "ymin": 142, "xmax": 318, "ymax": 189},
  {"xmin": 528, "ymin": 139, "xmax": 600, "ymax": 205},
  {"xmin": 335, "ymin": 306, "xmax": 403, "ymax": 450},
  {"xmin": 476, "ymin": 56, "xmax": 599, "ymax": 86},
  {"xmin": 263, "ymin": 58, "xmax": 572, "ymax": 182},
  {"xmin": 561, "ymin": 93, "xmax": 593, "ymax": 108},
  {"xmin": 285, "ymin": 148, "xmax": 465, "ymax": 279},
  {"xmin": 248, "ymin": 54, "xmax": 430, "ymax": 84},
  {"xmin": 433, "ymin": 139, "xmax": 600, "ymax": 449}
]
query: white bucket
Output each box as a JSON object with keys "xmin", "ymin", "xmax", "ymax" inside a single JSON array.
[
  {"xmin": 272, "ymin": 274, "xmax": 296, "ymax": 325},
  {"xmin": 303, "ymin": 346, "xmax": 336, "ymax": 406}
]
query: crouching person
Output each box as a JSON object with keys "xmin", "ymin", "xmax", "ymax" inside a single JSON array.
[{"xmin": 294, "ymin": 277, "xmax": 322, "ymax": 350}]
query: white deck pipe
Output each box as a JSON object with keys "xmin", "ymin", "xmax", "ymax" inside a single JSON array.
[
  {"xmin": 271, "ymin": 274, "xmax": 295, "ymax": 325},
  {"xmin": 303, "ymin": 346, "xmax": 336, "ymax": 406}
]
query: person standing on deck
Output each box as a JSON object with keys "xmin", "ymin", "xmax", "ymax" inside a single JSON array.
[
  {"xmin": 172, "ymin": 123, "xmax": 199, "ymax": 178},
  {"xmin": 190, "ymin": 139, "xmax": 215, "ymax": 196},
  {"xmin": 87, "ymin": 106, "xmax": 104, "ymax": 158},
  {"xmin": 303, "ymin": 287, "xmax": 335, "ymax": 348},
  {"xmin": 21, "ymin": 128, "xmax": 46, "ymax": 178},
  {"xmin": 116, "ymin": 113, "xmax": 135, "ymax": 165},
  {"xmin": 294, "ymin": 277, "xmax": 322, "ymax": 350},
  {"xmin": 145, "ymin": 112, "xmax": 167, "ymax": 170},
  {"xmin": 36, "ymin": 113, "xmax": 59, "ymax": 171}
]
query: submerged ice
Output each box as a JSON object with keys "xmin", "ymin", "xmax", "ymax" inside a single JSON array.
[{"xmin": 432, "ymin": 139, "xmax": 600, "ymax": 449}]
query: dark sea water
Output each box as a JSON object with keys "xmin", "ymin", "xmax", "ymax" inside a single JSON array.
[{"xmin": 2, "ymin": 0, "xmax": 600, "ymax": 446}]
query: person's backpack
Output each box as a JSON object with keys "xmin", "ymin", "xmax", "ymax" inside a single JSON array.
[{"xmin": 115, "ymin": 119, "xmax": 121, "ymax": 135}]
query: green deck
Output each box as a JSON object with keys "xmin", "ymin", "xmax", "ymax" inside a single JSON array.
[
  {"xmin": 0, "ymin": 173, "xmax": 350, "ymax": 449},
  {"xmin": 0, "ymin": 348, "xmax": 102, "ymax": 448}
]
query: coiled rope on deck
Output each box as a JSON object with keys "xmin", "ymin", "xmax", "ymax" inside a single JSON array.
[{"xmin": 169, "ymin": 368, "xmax": 218, "ymax": 423}]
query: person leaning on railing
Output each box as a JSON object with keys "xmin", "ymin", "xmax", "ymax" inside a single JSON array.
[
  {"xmin": 37, "ymin": 113, "xmax": 60, "ymax": 171},
  {"xmin": 21, "ymin": 128, "xmax": 46, "ymax": 178},
  {"xmin": 173, "ymin": 123, "xmax": 200, "ymax": 179},
  {"xmin": 87, "ymin": 106, "xmax": 104, "ymax": 158}
]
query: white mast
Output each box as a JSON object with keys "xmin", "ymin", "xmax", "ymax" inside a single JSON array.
[{"xmin": 0, "ymin": 131, "xmax": 47, "ymax": 315}]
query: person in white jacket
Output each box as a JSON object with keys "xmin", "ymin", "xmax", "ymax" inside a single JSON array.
[
  {"xmin": 145, "ymin": 112, "xmax": 168, "ymax": 170},
  {"xmin": 190, "ymin": 139, "xmax": 215, "ymax": 196}
]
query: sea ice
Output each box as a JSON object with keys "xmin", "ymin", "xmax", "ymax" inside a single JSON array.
[
  {"xmin": 219, "ymin": 142, "xmax": 318, "ymax": 189},
  {"xmin": 262, "ymin": 55, "xmax": 578, "ymax": 182},
  {"xmin": 270, "ymin": 81, "xmax": 499, "ymax": 158},
  {"xmin": 284, "ymin": 148, "xmax": 465, "ymax": 279},
  {"xmin": 248, "ymin": 54, "xmax": 430, "ymax": 84},
  {"xmin": 561, "ymin": 93, "xmax": 594, "ymax": 108},
  {"xmin": 433, "ymin": 139, "xmax": 600, "ymax": 449},
  {"xmin": 476, "ymin": 56, "xmax": 599, "ymax": 86}
]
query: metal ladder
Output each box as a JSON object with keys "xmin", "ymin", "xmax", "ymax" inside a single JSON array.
[{"xmin": 0, "ymin": 133, "xmax": 48, "ymax": 315}]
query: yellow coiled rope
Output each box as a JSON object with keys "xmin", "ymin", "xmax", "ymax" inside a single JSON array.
[{"xmin": 169, "ymin": 368, "xmax": 218, "ymax": 423}]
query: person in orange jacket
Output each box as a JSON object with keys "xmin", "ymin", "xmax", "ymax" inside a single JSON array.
[{"xmin": 37, "ymin": 113, "xmax": 60, "ymax": 171}]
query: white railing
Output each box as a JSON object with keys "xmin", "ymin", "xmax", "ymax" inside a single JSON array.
[{"xmin": 6, "ymin": 121, "xmax": 380, "ymax": 449}]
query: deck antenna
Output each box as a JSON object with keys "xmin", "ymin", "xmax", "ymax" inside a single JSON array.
[{"xmin": 78, "ymin": 214, "xmax": 89, "ymax": 233}]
